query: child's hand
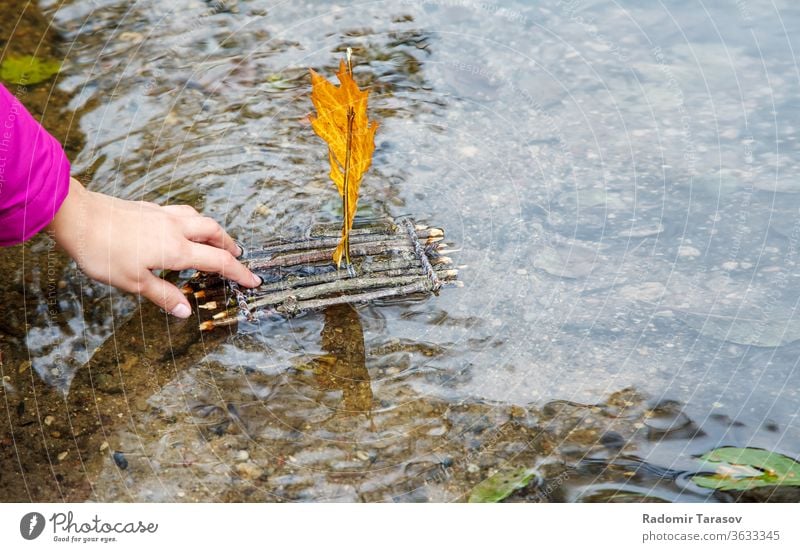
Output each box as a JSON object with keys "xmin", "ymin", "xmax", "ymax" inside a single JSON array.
[{"xmin": 47, "ymin": 177, "xmax": 261, "ymax": 318}]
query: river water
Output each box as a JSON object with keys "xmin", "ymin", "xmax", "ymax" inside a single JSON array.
[{"xmin": 2, "ymin": 0, "xmax": 799, "ymax": 501}]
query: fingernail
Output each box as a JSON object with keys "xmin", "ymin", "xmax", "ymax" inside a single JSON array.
[
  {"xmin": 252, "ymin": 273, "xmax": 262, "ymax": 287},
  {"xmin": 235, "ymin": 242, "xmax": 244, "ymax": 258},
  {"xmin": 171, "ymin": 303, "xmax": 191, "ymax": 318}
]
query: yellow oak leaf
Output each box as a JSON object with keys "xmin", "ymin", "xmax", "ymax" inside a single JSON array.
[{"xmin": 309, "ymin": 53, "xmax": 379, "ymax": 267}]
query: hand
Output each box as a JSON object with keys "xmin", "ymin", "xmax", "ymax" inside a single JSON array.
[{"xmin": 47, "ymin": 177, "xmax": 261, "ymax": 318}]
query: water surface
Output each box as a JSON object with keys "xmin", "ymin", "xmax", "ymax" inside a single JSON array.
[{"xmin": 2, "ymin": 0, "xmax": 799, "ymax": 502}]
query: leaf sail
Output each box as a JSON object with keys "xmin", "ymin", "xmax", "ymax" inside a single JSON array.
[{"xmin": 309, "ymin": 57, "xmax": 379, "ymax": 267}]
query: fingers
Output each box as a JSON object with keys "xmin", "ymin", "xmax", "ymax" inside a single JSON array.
[
  {"xmin": 137, "ymin": 272, "xmax": 193, "ymax": 318},
  {"xmin": 179, "ymin": 216, "xmax": 242, "ymax": 257},
  {"xmin": 161, "ymin": 205, "xmax": 242, "ymax": 257},
  {"xmin": 186, "ymin": 242, "xmax": 261, "ymax": 287}
]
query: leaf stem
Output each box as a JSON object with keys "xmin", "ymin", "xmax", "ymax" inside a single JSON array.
[{"xmin": 342, "ymin": 106, "xmax": 355, "ymax": 267}]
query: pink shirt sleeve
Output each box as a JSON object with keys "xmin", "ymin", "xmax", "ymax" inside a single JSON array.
[{"xmin": 0, "ymin": 83, "xmax": 70, "ymax": 246}]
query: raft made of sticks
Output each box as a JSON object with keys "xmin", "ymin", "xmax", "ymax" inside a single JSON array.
[{"xmin": 185, "ymin": 217, "xmax": 461, "ymax": 331}]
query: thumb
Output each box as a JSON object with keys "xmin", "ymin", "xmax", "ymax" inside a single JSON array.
[{"xmin": 137, "ymin": 272, "xmax": 193, "ymax": 318}]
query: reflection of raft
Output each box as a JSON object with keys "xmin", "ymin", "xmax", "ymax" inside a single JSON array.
[{"xmin": 186, "ymin": 217, "xmax": 461, "ymax": 331}]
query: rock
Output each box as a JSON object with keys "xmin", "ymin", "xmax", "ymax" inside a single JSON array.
[
  {"xmin": 57, "ymin": 451, "xmax": 69, "ymax": 461},
  {"xmin": 677, "ymin": 245, "xmax": 701, "ymax": 258},
  {"xmin": 44, "ymin": 415, "xmax": 55, "ymax": 426},
  {"xmin": 617, "ymin": 223, "xmax": 664, "ymax": 238},
  {"xmin": 113, "ymin": 451, "xmax": 129, "ymax": 469},
  {"xmin": 534, "ymin": 243, "xmax": 597, "ymax": 279},
  {"xmin": 355, "ymin": 450, "xmax": 370, "ymax": 461},
  {"xmin": 620, "ymin": 282, "xmax": 665, "ymax": 302},
  {"xmin": 426, "ymin": 426, "xmax": 447, "ymax": 436},
  {"xmin": 236, "ymin": 462, "xmax": 263, "ymax": 479},
  {"xmin": 95, "ymin": 373, "xmax": 122, "ymax": 394},
  {"xmin": 234, "ymin": 450, "xmax": 249, "ymax": 462}
]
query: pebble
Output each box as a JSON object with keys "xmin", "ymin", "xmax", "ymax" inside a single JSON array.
[
  {"xmin": 18, "ymin": 360, "xmax": 31, "ymax": 374},
  {"xmin": 118, "ymin": 31, "xmax": 144, "ymax": 43},
  {"xmin": 678, "ymin": 245, "xmax": 701, "ymax": 258},
  {"xmin": 459, "ymin": 145, "xmax": 479, "ymax": 158},
  {"xmin": 620, "ymin": 282, "xmax": 665, "ymax": 302},
  {"xmin": 135, "ymin": 398, "xmax": 149, "ymax": 412},
  {"xmin": 426, "ymin": 426, "xmax": 447, "ymax": 436},
  {"xmin": 355, "ymin": 450, "xmax": 370, "ymax": 461},
  {"xmin": 235, "ymin": 462, "xmax": 263, "ymax": 479},
  {"xmin": 113, "ymin": 451, "xmax": 129, "ymax": 469},
  {"xmin": 466, "ymin": 463, "xmax": 480, "ymax": 473},
  {"xmin": 57, "ymin": 451, "xmax": 69, "ymax": 461},
  {"xmin": 618, "ymin": 223, "xmax": 664, "ymax": 238},
  {"xmin": 99, "ymin": 441, "xmax": 109, "ymax": 452},
  {"xmin": 721, "ymin": 261, "xmax": 739, "ymax": 271},
  {"xmin": 234, "ymin": 450, "xmax": 249, "ymax": 462},
  {"xmin": 44, "ymin": 415, "xmax": 55, "ymax": 426}
]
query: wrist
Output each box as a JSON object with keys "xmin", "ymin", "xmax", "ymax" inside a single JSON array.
[{"xmin": 47, "ymin": 177, "xmax": 90, "ymax": 255}]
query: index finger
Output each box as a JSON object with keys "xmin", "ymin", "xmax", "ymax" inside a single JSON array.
[
  {"xmin": 182, "ymin": 243, "xmax": 261, "ymax": 287},
  {"xmin": 180, "ymin": 216, "xmax": 242, "ymax": 257}
]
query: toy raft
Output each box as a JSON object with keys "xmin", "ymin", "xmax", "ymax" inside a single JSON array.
[{"xmin": 186, "ymin": 217, "xmax": 461, "ymax": 331}]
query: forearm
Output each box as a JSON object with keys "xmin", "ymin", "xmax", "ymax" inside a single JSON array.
[{"xmin": 0, "ymin": 83, "xmax": 70, "ymax": 246}]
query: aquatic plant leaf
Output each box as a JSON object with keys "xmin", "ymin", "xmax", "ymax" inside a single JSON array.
[
  {"xmin": 0, "ymin": 55, "xmax": 61, "ymax": 85},
  {"xmin": 692, "ymin": 447, "xmax": 800, "ymax": 491},
  {"xmin": 309, "ymin": 56, "xmax": 378, "ymax": 267},
  {"xmin": 468, "ymin": 467, "xmax": 539, "ymax": 503}
]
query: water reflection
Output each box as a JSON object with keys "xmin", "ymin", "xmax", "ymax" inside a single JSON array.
[{"xmin": 314, "ymin": 304, "xmax": 373, "ymax": 417}]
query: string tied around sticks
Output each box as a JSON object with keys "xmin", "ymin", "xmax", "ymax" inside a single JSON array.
[{"xmin": 400, "ymin": 217, "xmax": 441, "ymax": 293}]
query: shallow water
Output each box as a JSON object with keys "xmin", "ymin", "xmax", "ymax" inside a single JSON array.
[{"xmin": 2, "ymin": 0, "xmax": 799, "ymax": 501}]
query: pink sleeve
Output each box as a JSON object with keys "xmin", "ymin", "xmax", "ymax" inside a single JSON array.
[{"xmin": 0, "ymin": 83, "xmax": 70, "ymax": 246}]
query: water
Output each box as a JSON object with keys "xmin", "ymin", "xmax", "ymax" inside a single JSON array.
[{"xmin": 2, "ymin": 0, "xmax": 799, "ymax": 501}]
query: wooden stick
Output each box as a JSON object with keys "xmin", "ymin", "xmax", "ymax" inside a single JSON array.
[
  {"xmin": 310, "ymin": 219, "xmax": 397, "ymax": 237},
  {"xmin": 200, "ymin": 278, "xmax": 462, "ymax": 330},
  {"xmin": 226, "ymin": 269, "xmax": 458, "ymax": 316},
  {"xmin": 256, "ymin": 257, "xmax": 438, "ymax": 293},
  {"xmin": 245, "ymin": 227, "xmax": 443, "ymax": 258},
  {"xmin": 247, "ymin": 240, "xmax": 418, "ymax": 270}
]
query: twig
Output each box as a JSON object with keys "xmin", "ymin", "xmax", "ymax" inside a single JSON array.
[
  {"xmin": 246, "ymin": 227, "xmax": 443, "ymax": 258},
  {"xmin": 201, "ymin": 278, "xmax": 462, "ymax": 330},
  {"xmin": 247, "ymin": 240, "xmax": 419, "ymax": 270}
]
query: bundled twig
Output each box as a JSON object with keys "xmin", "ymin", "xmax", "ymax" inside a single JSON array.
[{"xmin": 184, "ymin": 217, "xmax": 460, "ymax": 331}]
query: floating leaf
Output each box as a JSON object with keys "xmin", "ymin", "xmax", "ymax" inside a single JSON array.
[
  {"xmin": 692, "ymin": 447, "xmax": 800, "ymax": 491},
  {"xmin": 468, "ymin": 467, "xmax": 539, "ymax": 503},
  {"xmin": 309, "ymin": 51, "xmax": 379, "ymax": 267},
  {"xmin": 0, "ymin": 55, "xmax": 61, "ymax": 86}
]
